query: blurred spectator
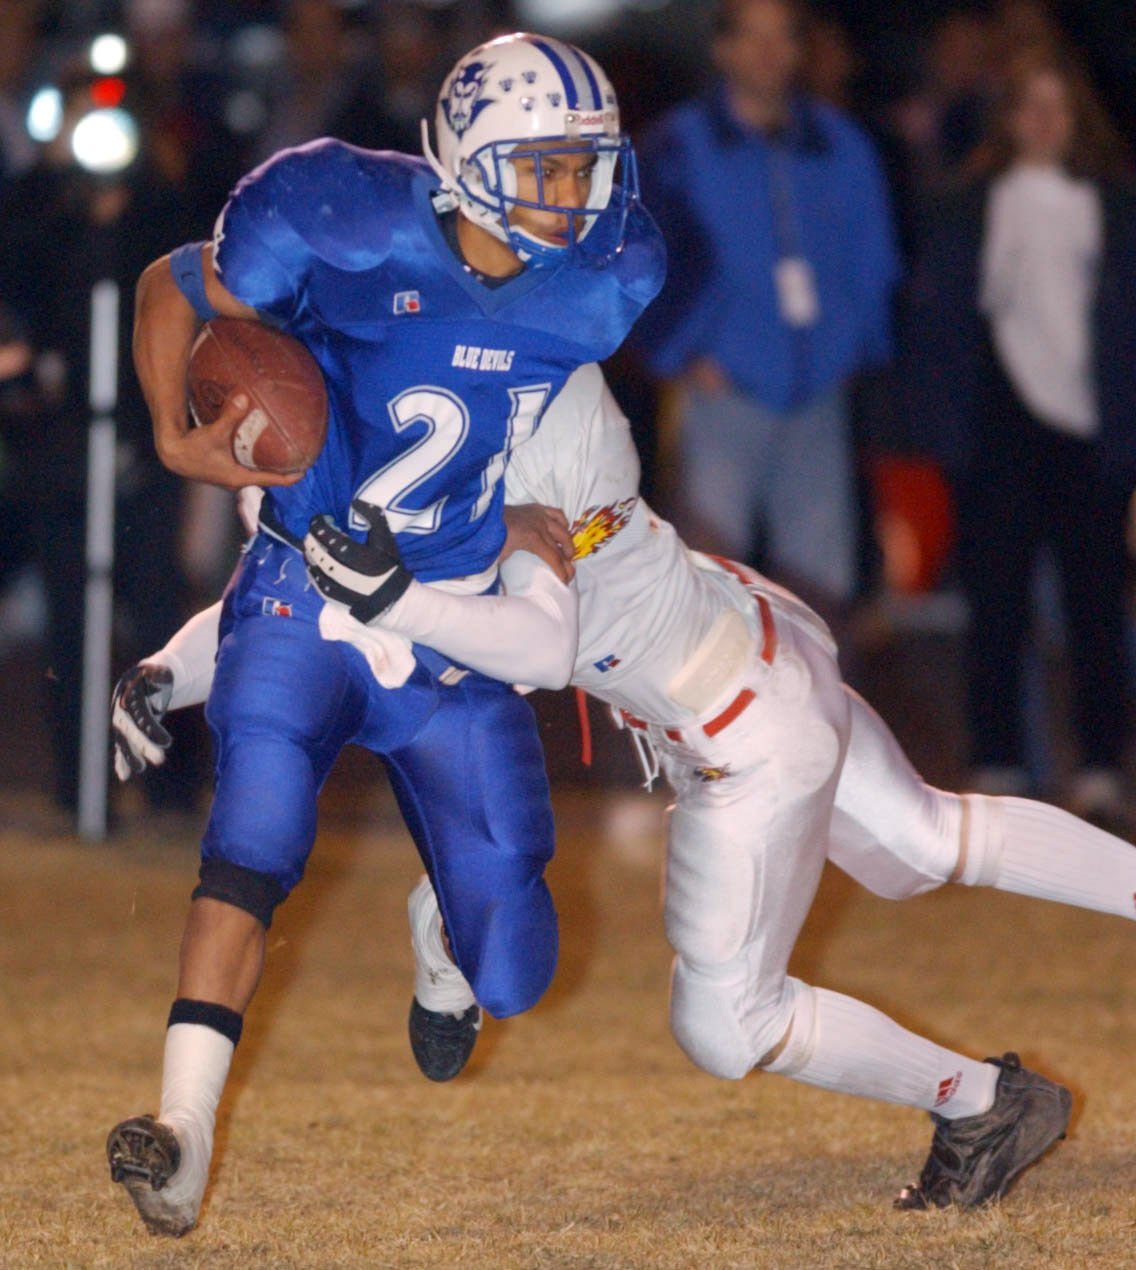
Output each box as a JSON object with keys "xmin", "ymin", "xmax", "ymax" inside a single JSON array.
[
  {"xmin": 332, "ymin": 1, "xmax": 463, "ymax": 155},
  {"xmin": 0, "ymin": 62, "xmax": 205, "ymax": 817},
  {"xmin": 0, "ymin": 2, "xmax": 46, "ymax": 602},
  {"xmin": 196, "ymin": 0, "xmax": 283, "ymax": 39},
  {"xmin": 125, "ymin": 0, "xmax": 248, "ymax": 227},
  {"xmin": 800, "ymin": 10, "xmax": 860, "ymax": 112},
  {"xmin": 121, "ymin": 0, "xmax": 252, "ymax": 607},
  {"xmin": 0, "ymin": 0, "xmax": 42, "ymax": 190},
  {"xmin": 633, "ymin": 0, "xmax": 899, "ymax": 631},
  {"xmin": 243, "ymin": 0, "xmax": 366, "ymax": 164},
  {"xmin": 884, "ymin": 9, "xmax": 996, "ymax": 203},
  {"xmin": 0, "ymin": 301, "xmax": 37, "ymax": 613},
  {"xmin": 899, "ymin": 49, "xmax": 1136, "ymax": 823},
  {"xmin": 991, "ymin": 0, "xmax": 1067, "ymax": 65}
]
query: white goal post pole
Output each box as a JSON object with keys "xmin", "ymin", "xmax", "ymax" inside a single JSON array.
[{"xmin": 77, "ymin": 278, "xmax": 118, "ymax": 841}]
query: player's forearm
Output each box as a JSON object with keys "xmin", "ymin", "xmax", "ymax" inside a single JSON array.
[
  {"xmin": 378, "ymin": 553, "xmax": 579, "ymax": 689},
  {"xmin": 134, "ymin": 247, "xmax": 278, "ymax": 490},
  {"xmin": 147, "ymin": 602, "xmax": 223, "ymax": 710},
  {"xmin": 133, "ymin": 254, "xmax": 202, "ymax": 471}
]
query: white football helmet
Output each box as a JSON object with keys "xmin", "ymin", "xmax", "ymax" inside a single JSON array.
[{"xmin": 422, "ymin": 32, "xmax": 638, "ymax": 265}]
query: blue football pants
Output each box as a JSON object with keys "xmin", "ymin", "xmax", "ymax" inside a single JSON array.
[{"xmin": 202, "ymin": 540, "xmax": 557, "ymax": 1017}]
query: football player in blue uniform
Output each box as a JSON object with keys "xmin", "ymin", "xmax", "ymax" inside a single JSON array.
[{"xmin": 106, "ymin": 32, "xmax": 665, "ymax": 1237}]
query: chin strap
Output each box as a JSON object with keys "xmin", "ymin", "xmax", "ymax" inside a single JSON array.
[
  {"xmin": 422, "ymin": 117, "xmax": 505, "ymax": 243},
  {"xmin": 420, "ymin": 117, "xmax": 451, "ymax": 190}
]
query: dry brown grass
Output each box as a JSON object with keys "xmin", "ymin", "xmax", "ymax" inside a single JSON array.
[{"xmin": 1, "ymin": 780, "xmax": 1134, "ymax": 1269}]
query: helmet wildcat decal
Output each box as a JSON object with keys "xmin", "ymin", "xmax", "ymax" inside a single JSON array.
[{"xmin": 441, "ymin": 60, "xmax": 494, "ymax": 139}]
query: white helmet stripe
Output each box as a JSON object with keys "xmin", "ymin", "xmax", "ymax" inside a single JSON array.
[{"xmin": 529, "ymin": 36, "xmax": 602, "ymax": 111}]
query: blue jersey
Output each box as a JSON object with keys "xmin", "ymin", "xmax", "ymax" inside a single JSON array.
[{"xmin": 214, "ymin": 138, "xmax": 665, "ymax": 582}]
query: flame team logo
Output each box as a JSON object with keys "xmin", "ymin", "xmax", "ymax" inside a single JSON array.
[
  {"xmin": 443, "ymin": 61, "xmax": 494, "ymax": 138},
  {"xmin": 570, "ymin": 498, "xmax": 636, "ymax": 560},
  {"xmin": 695, "ymin": 765, "xmax": 731, "ymax": 782}
]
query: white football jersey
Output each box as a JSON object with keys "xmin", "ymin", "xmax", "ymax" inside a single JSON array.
[{"xmin": 505, "ymin": 364, "xmax": 769, "ymax": 725}]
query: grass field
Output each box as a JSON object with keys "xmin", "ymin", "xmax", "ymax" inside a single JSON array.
[{"xmin": 1, "ymin": 776, "xmax": 1134, "ymax": 1269}]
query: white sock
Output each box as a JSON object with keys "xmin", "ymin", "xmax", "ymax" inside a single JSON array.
[
  {"xmin": 408, "ymin": 875, "xmax": 476, "ymax": 1015},
  {"xmin": 154, "ymin": 1023, "xmax": 235, "ymax": 1214},
  {"xmin": 764, "ymin": 986, "xmax": 998, "ymax": 1120},
  {"xmin": 961, "ymin": 794, "xmax": 1136, "ymax": 920}
]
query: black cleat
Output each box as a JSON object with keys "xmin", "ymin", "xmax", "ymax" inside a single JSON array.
[
  {"xmin": 895, "ymin": 1052, "xmax": 1072, "ymax": 1210},
  {"xmin": 107, "ymin": 1115, "xmax": 181, "ymax": 1190},
  {"xmin": 407, "ymin": 875, "xmax": 480, "ymax": 1081},
  {"xmin": 408, "ymin": 998, "xmax": 481, "ymax": 1082},
  {"xmin": 107, "ymin": 1115, "xmax": 197, "ymax": 1237}
]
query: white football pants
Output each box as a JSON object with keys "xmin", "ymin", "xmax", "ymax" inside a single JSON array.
[{"xmin": 657, "ymin": 589, "xmax": 964, "ymax": 1081}]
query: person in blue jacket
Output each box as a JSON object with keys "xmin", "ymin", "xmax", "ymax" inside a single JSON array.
[{"xmin": 634, "ymin": 0, "xmax": 899, "ymax": 625}]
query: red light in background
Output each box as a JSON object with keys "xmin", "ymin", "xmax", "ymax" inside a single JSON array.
[{"xmin": 90, "ymin": 77, "xmax": 126, "ymax": 108}]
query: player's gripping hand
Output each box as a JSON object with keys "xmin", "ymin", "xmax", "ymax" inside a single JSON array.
[
  {"xmin": 503, "ymin": 503, "xmax": 576, "ymax": 584},
  {"xmin": 303, "ymin": 498, "xmax": 413, "ymax": 623},
  {"xmin": 164, "ymin": 393, "xmax": 304, "ymax": 491},
  {"xmin": 111, "ymin": 663, "xmax": 174, "ymax": 780}
]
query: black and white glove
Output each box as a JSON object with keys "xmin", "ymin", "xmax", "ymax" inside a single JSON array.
[
  {"xmin": 303, "ymin": 498, "xmax": 412, "ymax": 624},
  {"xmin": 111, "ymin": 662, "xmax": 174, "ymax": 780}
]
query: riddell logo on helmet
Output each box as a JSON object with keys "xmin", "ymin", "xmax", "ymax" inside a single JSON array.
[{"xmin": 567, "ymin": 111, "xmax": 605, "ymax": 127}]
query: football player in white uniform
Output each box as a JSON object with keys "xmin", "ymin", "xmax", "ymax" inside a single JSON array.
[{"xmin": 115, "ymin": 364, "xmax": 1136, "ymax": 1211}]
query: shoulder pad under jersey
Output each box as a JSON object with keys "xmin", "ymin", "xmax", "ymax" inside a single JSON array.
[{"xmin": 215, "ymin": 139, "xmax": 433, "ymax": 313}]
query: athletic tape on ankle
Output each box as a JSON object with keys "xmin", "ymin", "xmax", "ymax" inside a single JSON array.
[
  {"xmin": 758, "ymin": 979, "xmax": 817, "ymax": 1075},
  {"xmin": 955, "ymin": 795, "xmax": 1004, "ymax": 888},
  {"xmin": 168, "ymin": 998, "xmax": 244, "ymax": 1047}
]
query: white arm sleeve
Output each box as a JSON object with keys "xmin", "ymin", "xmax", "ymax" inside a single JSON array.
[
  {"xmin": 147, "ymin": 602, "xmax": 223, "ymax": 710},
  {"xmin": 376, "ymin": 553, "xmax": 578, "ymax": 689}
]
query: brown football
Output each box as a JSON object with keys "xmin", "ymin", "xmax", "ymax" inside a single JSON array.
[{"xmin": 187, "ymin": 317, "xmax": 328, "ymax": 474}]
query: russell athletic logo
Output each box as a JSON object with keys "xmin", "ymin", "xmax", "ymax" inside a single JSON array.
[{"xmin": 934, "ymin": 1071, "xmax": 963, "ymax": 1108}]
